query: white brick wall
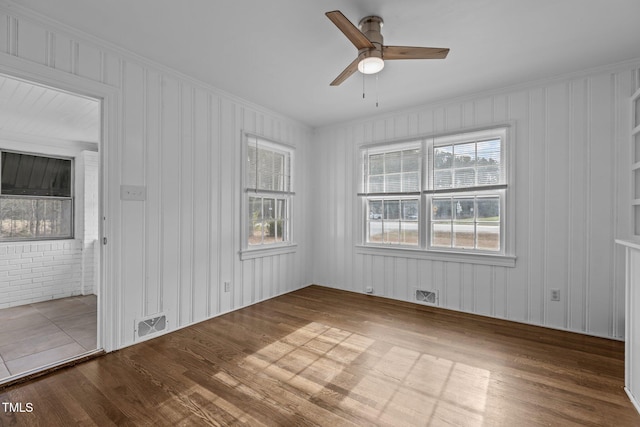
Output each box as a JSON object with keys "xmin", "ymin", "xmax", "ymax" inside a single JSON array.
[
  {"xmin": 80, "ymin": 151, "xmax": 99, "ymax": 295},
  {"xmin": 0, "ymin": 240, "xmax": 84, "ymax": 308}
]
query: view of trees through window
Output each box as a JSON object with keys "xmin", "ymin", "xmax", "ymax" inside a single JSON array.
[
  {"xmin": 0, "ymin": 198, "xmax": 72, "ymax": 239},
  {"xmin": 245, "ymin": 137, "xmax": 293, "ymax": 248}
]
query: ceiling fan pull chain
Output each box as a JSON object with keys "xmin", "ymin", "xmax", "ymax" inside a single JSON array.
[
  {"xmin": 376, "ymin": 73, "xmax": 379, "ymax": 108},
  {"xmin": 362, "ymin": 72, "xmax": 365, "ymax": 99}
]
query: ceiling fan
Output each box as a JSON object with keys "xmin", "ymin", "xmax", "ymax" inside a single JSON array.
[{"xmin": 326, "ymin": 10, "xmax": 450, "ymax": 86}]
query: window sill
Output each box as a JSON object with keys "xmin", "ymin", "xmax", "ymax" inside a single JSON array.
[
  {"xmin": 355, "ymin": 245, "xmax": 516, "ymax": 267},
  {"xmin": 240, "ymin": 243, "xmax": 298, "ymax": 260}
]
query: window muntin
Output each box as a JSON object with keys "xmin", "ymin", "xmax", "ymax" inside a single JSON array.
[
  {"xmin": 0, "ymin": 151, "xmax": 73, "ymax": 241},
  {"xmin": 245, "ymin": 136, "xmax": 294, "ymax": 249},
  {"xmin": 360, "ymin": 127, "xmax": 508, "ymax": 256},
  {"xmin": 430, "ymin": 194, "xmax": 501, "ymax": 251},
  {"xmin": 366, "ymin": 198, "xmax": 419, "ymax": 245}
]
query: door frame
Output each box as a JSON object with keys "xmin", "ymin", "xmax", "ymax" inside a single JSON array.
[{"xmin": 0, "ymin": 52, "xmax": 119, "ymax": 353}]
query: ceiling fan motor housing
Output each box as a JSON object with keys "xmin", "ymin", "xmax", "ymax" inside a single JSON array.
[{"xmin": 358, "ymin": 16, "xmax": 384, "ymax": 60}]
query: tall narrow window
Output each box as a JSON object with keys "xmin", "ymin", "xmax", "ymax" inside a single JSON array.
[
  {"xmin": 429, "ymin": 131, "xmax": 505, "ymax": 253},
  {"xmin": 0, "ymin": 151, "xmax": 73, "ymax": 241},
  {"xmin": 245, "ymin": 136, "xmax": 294, "ymax": 248},
  {"xmin": 361, "ymin": 143, "xmax": 421, "ymax": 246}
]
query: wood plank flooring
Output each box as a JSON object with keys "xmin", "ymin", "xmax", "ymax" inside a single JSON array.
[{"xmin": 0, "ymin": 285, "xmax": 638, "ymax": 426}]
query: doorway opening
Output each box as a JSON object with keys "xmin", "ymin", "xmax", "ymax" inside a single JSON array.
[{"xmin": 0, "ymin": 73, "xmax": 102, "ymax": 383}]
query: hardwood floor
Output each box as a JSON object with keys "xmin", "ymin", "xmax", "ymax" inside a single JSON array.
[{"xmin": 0, "ymin": 285, "xmax": 638, "ymax": 426}]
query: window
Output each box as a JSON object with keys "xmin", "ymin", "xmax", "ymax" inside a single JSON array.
[
  {"xmin": 0, "ymin": 151, "xmax": 73, "ymax": 241},
  {"xmin": 359, "ymin": 127, "xmax": 512, "ymax": 259},
  {"xmin": 244, "ymin": 135, "xmax": 294, "ymax": 250}
]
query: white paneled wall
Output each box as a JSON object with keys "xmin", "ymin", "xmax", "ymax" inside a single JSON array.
[
  {"xmin": 0, "ymin": 3, "xmax": 312, "ymax": 349},
  {"xmin": 312, "ymin": 66, "xmax": 639, "ymax": 339},
  {"xmin": 2, "ymin": 1, "xmax": 639, "ymax": 346}
]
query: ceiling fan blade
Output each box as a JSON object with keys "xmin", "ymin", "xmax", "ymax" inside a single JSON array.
[
  {"xmin": 330, "ymin": 57, "xmax": 360, "ymax": 86},
  {"xmin": 383, "ymin": 46, "xmax": 450, "ymax": 60},
  {"xmin": 326, "ymin": 10, "xmax": 374, "ymax": 50}
]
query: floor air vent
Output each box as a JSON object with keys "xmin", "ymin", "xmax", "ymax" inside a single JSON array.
[
  {"xmin": 415, "ymin": 289, "xmax": 438, "ymax": 306},
  {"xmin": 135, "ymin": 314, "xmax": 167, "ymax": 341}
]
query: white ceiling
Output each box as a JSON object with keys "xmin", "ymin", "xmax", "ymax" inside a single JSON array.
[
  {"xmin": 0, "ymin": 74, "xmax": 100, "ymax": 144},
  {"xmin": 9, "ymin": 0, "xmax": 640, "ymax": 128}
]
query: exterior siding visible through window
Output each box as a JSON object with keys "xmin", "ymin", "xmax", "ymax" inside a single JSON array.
[{"xmin": 359, "ymin": 127, "xmax": 510, "ymax": 257}]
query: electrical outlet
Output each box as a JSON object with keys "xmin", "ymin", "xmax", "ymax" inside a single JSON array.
[
  {"xmin": 224, "ymin": 281, "xmax": 230, "ymax": 292},
  {"xmin": 551, "ymin": 289, "xmax": 560, "ymax": 301}
]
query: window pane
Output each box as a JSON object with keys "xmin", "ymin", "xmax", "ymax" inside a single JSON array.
[
  {"xmin": 0, "ymin": 197, "xmax": 72, "ymax": 240},
  {"xmin": 263, "ymin": 198, "xmax": 275, "ymax": 220},
  {"xmin": 384, "ymin": 200, "xmax": 400, "ymax": 220},
  {"xmin": 247, "ymin": 146, "xmax": 257, "ymax": 188},
  {"xmin": 477, "ymin": 222, "xmax": 500, "ymax": 251},
  {"xmin": 434, "ymin": 170, "xmax": 452, "ymax": 189},
  {"xmin": 1, "ymin": 152, "xmax": 71, "ymax": 197},
  {"xmin": 368, "ymin": 200, "xmax": 383, "ymax": 220},
  {"xmin": 432, "ymin": 199, "xmax": 452, "ymax": 220},
  {"xmin": 384, "ymin": 221, "xmax": 400, "ymax": 244},
  {"xmin": 400, "ymin": 222, "xmax": 419, "ymax": 245},
  {"xmin": 454, "ymin": 168, "xmax": 475, "ymax": 188},
  {"xmin": 368, "ymin": 220, "xmax": 383, "ymax": 243},
  {"xmin": 453, "ymin": 199, "xmax": 474, "ymax": 220},
  {"xmin": 453, "ymin": 222, "xmax": 475, "ymax": 249},
  {"xmin": 276, "ymin": 198, "xmax": 286, "ymax": 220},
  {"xmin": 477, "ymin": 197, "xmax": 500, "ymax": 221},
  {"xmin": 248, "ymin": 197, "xmax": 263, "ymax": 246},
  {"xmin": 248, "ymin": 144, "xmax": 290, "ymax": 193},
  {"xmin": 369, "ymin": 175, "xmax": 384, "ymax": 193},
  {"xmin": 431, "ymin": 222, "xmax": 451, "ymax": 248},
  {"xmin": 477, "ymin": 165, "xmax": 500, "ymax": 185},
  {"xmin": 385, "ymin": 174, "xmax": 401, "ymax": 192},
  {"xmin": 454, "ymin": 143, "xmax": 476, "ymax": 168},
  {"xmin": 385, "ymin": 152, "xmax": 401, "ymax": 174},
  {"xmin": 477, "ymin": 139, "xmax": 500, "ymax": 168},
  {"xmin": 401, "ymin": 200, "xmax": 419, "ymax": 220},
  {"xmin": 434, "ymin": 146, "xmax": 453, "ymax": 169},
  {"xmin": 402, "ymin": 149, "xmax": 420, "ymax": 172},
  {"xmin": 369, "ymin": 153, "xmax": 384, "ymax": 175},
  {"xmin": 402, "ymin": 171, "xmax": 420, "ymax": 192}
]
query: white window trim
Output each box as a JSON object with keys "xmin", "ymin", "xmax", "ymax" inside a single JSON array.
[
  {"xmin": 356, "ymin": 124, "xmax": 516, "ymax": 267},
  {"xmin": 239, "ymin": 133, "xmax": 297, "ymax": 259}
]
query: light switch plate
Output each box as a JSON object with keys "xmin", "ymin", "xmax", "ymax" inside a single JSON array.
[{"xmin": 120, "ymin": 185, "xmax": 146, "ymax": 201}]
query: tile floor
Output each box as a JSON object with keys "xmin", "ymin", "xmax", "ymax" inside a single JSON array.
[{"xmin": 0, "ymin": 295, "xmax": 97, "ymax": 380}]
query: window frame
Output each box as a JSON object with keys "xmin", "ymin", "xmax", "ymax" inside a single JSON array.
[
  {"xmin": 240, "ymin": 133, "xmax": 296, "ymax": 259},
  {"xmin": 0, "ymin": 149, "xmax": 75, "ymax": 242},
  {"xmin": 357, "ymin": 125, "xmax": 515, "ymax": 267}
]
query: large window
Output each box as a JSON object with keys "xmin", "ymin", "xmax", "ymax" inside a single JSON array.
[
  {"xmin": 0, "ymin": 151, "xmax": 73, "ymax": 241},
  {"xmin": 244, "ymin": 136, "xmax": 293, "ymax": 249},
  {"xmin": 360, "ymin": 127, "xmax": 511, "ymax": 258}
]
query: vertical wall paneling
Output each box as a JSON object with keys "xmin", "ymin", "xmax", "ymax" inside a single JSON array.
[
  {"xmin": 120, "ymin": 60, "xmax": 146, "ymax": 341},
  {"xmin": 545, "ymin": 82, "xmax": 570, "ymax": 329},
  {"xmin": 144, "ymin": 70, "xmax": 161, "ymax": 317},
  {"xmin": 312, "ymin": 62, "xmax": 640, "ymax": 340},
  {"xmin": 15, "ymin": 18, "xmax": 46, "ymax": 65},
  {"xmin": 588, "ymin": 74, "xmax": 614, "ymax": 337}
]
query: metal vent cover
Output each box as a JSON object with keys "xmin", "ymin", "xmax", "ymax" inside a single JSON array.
[
  {"xmin": 135, "ymin": 314, "xmax": 166, "ymax": 340},
  {"xmin": 415, "ymin": 289, "xmax": 438, "ymax": 306}
]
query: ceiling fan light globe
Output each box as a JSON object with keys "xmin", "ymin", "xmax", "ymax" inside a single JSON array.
[{"xmin": 358, "ymin": 56, "xmax": 384, "ymax": 74}]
